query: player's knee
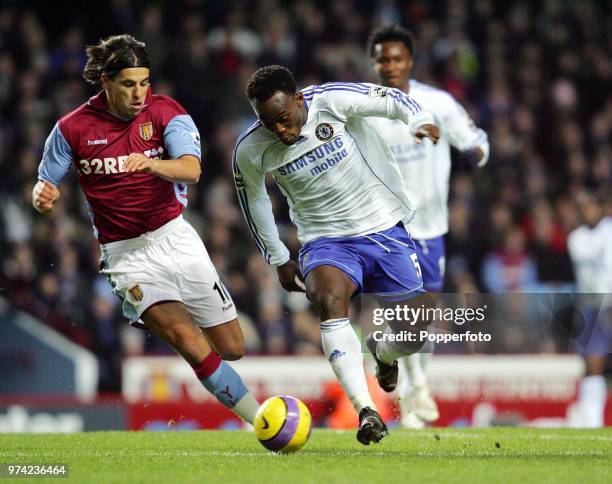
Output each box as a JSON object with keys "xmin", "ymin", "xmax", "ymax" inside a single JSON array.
[
  {"xmin": 307, "ymin": 287, "xmax": 348, "ymax": 319},
  {"xmin": 219, "ymin": 342, "xmax": 245, "ymax": 361}
]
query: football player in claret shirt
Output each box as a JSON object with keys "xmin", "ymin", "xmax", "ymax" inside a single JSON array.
[{"xmin": 32, "ymin": 34, "xmax": 260, "ymax": 424}]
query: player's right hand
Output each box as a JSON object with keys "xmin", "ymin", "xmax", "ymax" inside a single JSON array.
[
  {"xmin": 415, "ymin": 123, "xmax": 440, "ymax": 144},
  {"xmin": 277, "ymin": 260, "xmax": 306, "ymax": 293},
  {"xmin": 32, "ymin": 180, "xmax": 60, "ymax": 214}
]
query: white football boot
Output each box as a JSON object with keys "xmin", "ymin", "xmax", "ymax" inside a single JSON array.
[
  {"xmin": 399, "ymin": 410, "xmax": 426, "ymax": 429},
  {"xmin": 403, "ymin": 384, "xmax": 439, "ymax": 423}
]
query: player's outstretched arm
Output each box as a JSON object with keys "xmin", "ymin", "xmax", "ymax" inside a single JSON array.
[
  {"xmin": 32, "ymin": 180, "xmax": 60, "ymax": 214},
  {"xmin": 123, "ymin": 153, "xmax": 201, "ymax": 184},
  {"xmin": 320, "ymin": 83, "xmax": 439, "ymax": 143}
]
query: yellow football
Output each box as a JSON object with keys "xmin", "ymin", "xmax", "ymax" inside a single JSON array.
[{"xmin": 253, "ymin": 395, "xmax": 312, "ymax": 453}]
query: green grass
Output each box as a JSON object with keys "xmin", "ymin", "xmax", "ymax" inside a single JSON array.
[{"xmin": 1, "ymin": 429, "xmax": 611, "ymax": 483}]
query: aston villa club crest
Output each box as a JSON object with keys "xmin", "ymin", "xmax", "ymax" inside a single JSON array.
[
  {"xmin": 128, "ymin": 284, "xmax": 144, "ymax": 302},
  {"xmin": 315, "ymin": 123, "xmax": 334, "ymax": 141},
  {"xmin": 139, "ymin": 122, "xmax": 153, "ymax": 141}
]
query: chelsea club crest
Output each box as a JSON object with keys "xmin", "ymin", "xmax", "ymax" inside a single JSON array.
[{"xmin": 315, "ymin": 123, "xmax": 334, "ymax": 141}]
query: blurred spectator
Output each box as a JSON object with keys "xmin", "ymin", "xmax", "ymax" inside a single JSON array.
[{"xmin": 482, "ymin": 227, "xmax": 538, "ymax": 293}]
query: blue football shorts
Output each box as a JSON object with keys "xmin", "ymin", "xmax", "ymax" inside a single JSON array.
[
  {"xmin": 574, "ymin": 306, "xmax": 612, "ymax": 356},
  {"xmin": 298, "ymin": 222, "xmax": 424, "ymax": 299},
  {"xmin": 413, "ymin": 236, "xmax": 446, "ymax": 292}
]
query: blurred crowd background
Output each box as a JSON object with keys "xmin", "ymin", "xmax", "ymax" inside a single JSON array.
[{"xmin": 0, "ymin": 0, "xmax": 610, "ymax": 391}]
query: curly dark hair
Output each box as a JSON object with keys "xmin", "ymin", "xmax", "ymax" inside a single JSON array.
[
  {"xmin": 83, "ymin": 34, "xmax": 151, "ymax": 86},
  {"xmin": 245, "ymin": 65, "xmax": 297, "ymax": 103},
  {"xmin": 367, "ymin": 24, "xmax": 415, "ymax": 57}
]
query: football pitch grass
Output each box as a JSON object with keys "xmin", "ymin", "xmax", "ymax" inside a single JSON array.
[{"xmin": 1, "ymin": 428, "xmax": 610, "ymax": 483}]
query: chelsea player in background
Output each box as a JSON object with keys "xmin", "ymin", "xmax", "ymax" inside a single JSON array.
[{"xmin": 368, "ymin": 25, "xmax": 490, "ymax": 428}]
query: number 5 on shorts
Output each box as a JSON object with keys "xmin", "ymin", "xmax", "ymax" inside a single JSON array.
[{"xmin": 410, "ymin": 253, "xmax": 422, "ymax": 279}]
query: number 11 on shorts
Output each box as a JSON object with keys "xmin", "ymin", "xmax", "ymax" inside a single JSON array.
[{"xmin": 213, "ymin": 281, "xmax": 230, "ymax": 303}]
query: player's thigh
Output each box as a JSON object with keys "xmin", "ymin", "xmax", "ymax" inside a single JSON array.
[
  {"xmin": 201, "ymin": 318, "xmax": 244, "ymax": 361},
  {"xmin": 99, "ymin": 247, "xmax": 182, "ymax": 324},
  {"xmin": 172, "ymin": 221, "xmax": 238, "ymax": 328},
  {"xmin": 364, "ymin": 226, "xmax": 424, "ymax": 298},
  {"xmin": 299, "ymin": 238, "xmax": 362, "ymax": 315},
  {"xmin": 141, "ymin": 301, "xmax": 212, "ymax": 364},
  {"xmin": 304, "ymin": 264, "xmax": 358, "ymax": 318}
]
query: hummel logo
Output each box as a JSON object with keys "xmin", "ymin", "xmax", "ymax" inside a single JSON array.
[
  {"xmin": 87, "ymin": 139, "xmax": 107, "ymax": 145},
  {"xmin": 329, "ymin": 349, "xmax": 346, "ymax": 361}
]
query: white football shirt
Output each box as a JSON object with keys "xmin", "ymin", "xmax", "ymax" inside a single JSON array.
[
  {"xmin": 367, "ymin": 80, "xmax": 489, "ymax": 240},
  {"xmin": 567, "ymin": 217, "xmax": 612, "ymax": 294},
  {"xmin": 233, "ymin": 82, "xmax": 434, "ymax": 265}
]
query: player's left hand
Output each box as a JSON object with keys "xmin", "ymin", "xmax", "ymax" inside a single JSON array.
[
  {"xmin": 458, "ymin": 146, "xmax": 485, "ymax": 170},
  {"xmin": 415, "ymin": 124, "xmax": 440, "ymax": 145},
  {"xmin": 124, "ymin": 153, "xmax": 158, "ymax": 174}
]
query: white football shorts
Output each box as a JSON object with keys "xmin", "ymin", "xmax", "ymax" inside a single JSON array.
[{"xmin": 99, "ymin": 215, "xmax": 237, "ymax": 328}]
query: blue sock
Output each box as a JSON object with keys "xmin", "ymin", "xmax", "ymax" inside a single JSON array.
[{"xmin": 191, "ymin": 352, "xmax": 259, "ymax": 423}]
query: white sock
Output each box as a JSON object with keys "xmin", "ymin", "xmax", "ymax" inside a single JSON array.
[
  {"xmin": 398, "ymin": 337, "xmax": 434, "ymax": 399},
  {"xmin": 578, "ymin": 375, "xmax": 607, "ymax": 427},
  {"xmin": 419, "ymin": 338, "xmax": 434, "ymax": 370},
  {"xmin": 375, "ymin": 325, "xmax": 419, "ymax": 364},
  {"xmin": 402, "ymin": 353, "xmax": 427, "ymax": 387},
  {"xmin": 232, "ymin": 393, "xmax": 260, "ymax": 424},
  {"xmin": 320, "ymin": 318, "xmax": 376, "ymax": 413}
]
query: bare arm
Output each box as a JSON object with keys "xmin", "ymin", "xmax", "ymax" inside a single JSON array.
[{"xmin": 123, "ymin": 154, "xmax": 201, "ymax": 184}]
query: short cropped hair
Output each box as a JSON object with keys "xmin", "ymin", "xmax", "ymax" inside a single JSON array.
[
  {"xmin": 83, "ymin": 34, "xmax": 150, "ymax": 85},
  {"xmin": 246, "ymin": 65, "xmax": 297, "ymax": 103},
  {"xmin": 367, "ymin": 24, "xmax": 415, "ymax": 57}
]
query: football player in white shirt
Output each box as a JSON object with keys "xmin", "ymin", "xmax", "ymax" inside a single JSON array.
[
  {"xmin": 567, "ymin": 191, "xmax": 611, "ymax": 427},
  {"xmin": 368, "ymin": 25, "xmax": 490, "ymax": 428},
  {"xmin": 233, "ymin": 65, "xmax": 440, "ymax": 444}
]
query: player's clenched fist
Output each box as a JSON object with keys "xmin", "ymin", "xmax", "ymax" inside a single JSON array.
[
  {"xmin": 123, "ymin": 153, "xmax": 158, "ymax": 174},
  {"xmin": 415, "ymin": 123, "xmax": 440, "ymax": 144},
  {"xmin": 32, "ymin": 180, "xmax": 60, "ymax": 214}
]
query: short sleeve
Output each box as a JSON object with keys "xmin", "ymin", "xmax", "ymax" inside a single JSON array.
[{"xmin": 163, "ymin": 114, "xmax": 202, "ymax": 161}]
